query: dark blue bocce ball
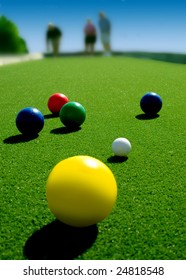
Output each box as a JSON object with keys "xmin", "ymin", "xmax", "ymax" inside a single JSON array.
[
  {"xmin": 140, "ymin": 92, "xmax": 162, "ymax": 115},
  {"xmin": 16, "ymin": 107, "xmax": 44, "ymax": 135}
]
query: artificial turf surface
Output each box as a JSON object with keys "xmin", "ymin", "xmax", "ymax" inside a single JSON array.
[{"xmin": 0, "ymin": 56, "xmax": 185, "ymax": 260}]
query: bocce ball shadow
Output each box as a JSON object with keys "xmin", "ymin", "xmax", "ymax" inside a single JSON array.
[
  {"xmin": 135, "ymin": 113, "xmax": 160, "ymax": 120},
  {"xmin": 44, "ymin": 113, "xmax": 59, "ymax": 119},
  {"xmin": 50, "ymin": 126, "xmax": 81, "ymax": 135},
  {"xmin": 3, "ymin": 133, "xmax": 39, "ymax": 144},
  {"xmin": 107, "ymin": 155, "xmax": 128, "ymax": 163},
  {"xmin": 23, "ymin": 220, "xmax": 98, "ymax": 260}
]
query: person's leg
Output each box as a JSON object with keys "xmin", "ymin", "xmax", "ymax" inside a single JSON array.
[
  {"xmin": 86, "ymin": 43, "xmax": 92, "ymax": 54},
  {"xmin": 101, "ymin": 33, "xmax": 111, "ymax": 55},
  {"xmin": 90, "ymin": 44, "xmax": 94, "ymax": 54},
  {"xmin": 53, "ymin": 38, "xmax": 60, "ymax": 56},
  {"xmin": 85, "ymin": 37, "xmax": 90, "ymax": 54},
  {"xmin": 85, "ymin": 43, "xmax": 88, "ymax": 53},
  {"xmin": 104, "ymin": 43, "xmax": 111, "ymax": 52}
]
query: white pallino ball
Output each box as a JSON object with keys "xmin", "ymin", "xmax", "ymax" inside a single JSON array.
[{"xmin": 112, "ymin": 137, "xmax": 132, "ymax": 156}]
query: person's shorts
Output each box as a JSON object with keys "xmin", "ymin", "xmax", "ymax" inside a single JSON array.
[
  {"xmin": 85, "ymin": 35, "xmax": 96, "ymax": 44},
  {"xmin": 101, "ymin": 33, "xmax": 110, "ymax": 44}
]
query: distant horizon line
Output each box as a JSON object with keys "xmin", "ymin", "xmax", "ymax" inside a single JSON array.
[
  {"xmin": 43, "ymin": 50, "xmax": 186, "ymax": 55},
  {"xmin": 1, "ymin": 50, "xmax": 186, "ymax": 56}
]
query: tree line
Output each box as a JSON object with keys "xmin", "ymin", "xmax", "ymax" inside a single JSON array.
[{"xmin": 0, "ymin": 16, "xmax": 28, "ymax": 54}]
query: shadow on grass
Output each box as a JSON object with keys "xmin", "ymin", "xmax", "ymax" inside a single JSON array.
[
  {"xmin": 44, "ymin": 113, "xmax": 59, "ymax": 119},
  {"xmin": 23, "ymin": 220, "xmax": 98, "ymax": 260},
  {"xmin": 3, "ymin": 134, "xmax": 39, "ymax": 144},
  {"xmin": 107, "ymin": 155, "xmax": 128, "ymax": 163},
  {"xmin": 135, "ymin": 113, "xmax": 159, "ymax": 120},
  {"xmin": 50, "ymin": 126, "xmax": 81, "ymax": 134}
]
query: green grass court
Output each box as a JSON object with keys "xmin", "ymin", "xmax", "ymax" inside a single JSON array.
[{"xmin": 0, "ymin": 56, "xmax": 185, "ymax": 260}]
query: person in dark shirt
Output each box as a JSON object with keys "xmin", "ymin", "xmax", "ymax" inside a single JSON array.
[{"xmin": 46, "ymin": 23, "xmax": 62, "ymax": 56}]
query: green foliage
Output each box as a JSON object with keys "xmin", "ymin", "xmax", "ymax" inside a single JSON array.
[{"xmin": 0, "ymin": 15, "xmax": 28, "ymax": 54}]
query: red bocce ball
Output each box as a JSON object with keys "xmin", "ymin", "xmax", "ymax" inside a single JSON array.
[{"xmin": 48, "ymin": 93, "xmax": 69, "ymax": 114}]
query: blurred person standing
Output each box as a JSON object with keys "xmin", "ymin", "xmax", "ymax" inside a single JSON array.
[
  {"xmin": 46, "ymin": 23, "xmax": 62, "ymax": 56},
  {"xmin": 84, "ymin": 19, "xmax": 97, "ymax": 55},
  {"xmin": 98, "ymin": 12, "xmax": 111, "ymax": 56}
]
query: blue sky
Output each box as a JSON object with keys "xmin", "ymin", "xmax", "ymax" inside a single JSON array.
[{"xmin": 0, "ymin": 0, "xmax": 185, "ymax": 53}]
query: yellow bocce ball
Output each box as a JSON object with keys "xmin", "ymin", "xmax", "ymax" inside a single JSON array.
[{"xmin": 46, "ymin": 156, "xmax": 117, "ymax": 227}]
